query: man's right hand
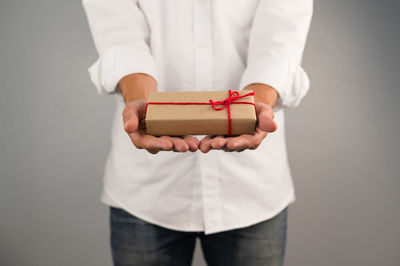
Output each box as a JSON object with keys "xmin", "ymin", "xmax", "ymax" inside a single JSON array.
[{"xmin": 122, "ymin": 100, "xmax": 200, "ymax": 154}]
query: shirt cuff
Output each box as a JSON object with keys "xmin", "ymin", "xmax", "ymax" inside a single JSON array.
[
  {"xmin": 88, "ymin": 46, "xmax": 158, "ymax": 94},
  {"xmin": 239, "ymin": 55, "xmax": 310, "ymax": 112}
]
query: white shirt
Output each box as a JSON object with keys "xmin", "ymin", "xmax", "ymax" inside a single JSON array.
[{"xmin": 83, "ymin": 0, "xmax": 312, "ymax": 234}]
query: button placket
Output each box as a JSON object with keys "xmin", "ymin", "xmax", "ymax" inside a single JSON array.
[
  {"xmin": 193, "ymin": 0, "xmax": 214, "ymax": 91},
  {"xmin": 198, "ymin": 151, "xmax": 222, "ymax": 234},
  {"xmin": 193, "ymin": 0, "xmax": 220, "ymax": 233}
]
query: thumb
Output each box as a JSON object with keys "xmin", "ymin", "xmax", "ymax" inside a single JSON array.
[
  {"xmin": 255, "ymin": 102, "xmax": 277, "ymax": 132},
  {"xmin": 123, "ymin": 105, "xmax": 139, "ymax": 134}
]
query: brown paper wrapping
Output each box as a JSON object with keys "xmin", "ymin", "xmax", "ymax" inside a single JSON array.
[{"xmin": 145, "ymin": 90, "xmax": 257, "ymax": 136}]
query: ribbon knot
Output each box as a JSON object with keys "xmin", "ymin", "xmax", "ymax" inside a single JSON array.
[
  {"xmin": 209, "ymin": 90, "xmax": 255, "ymax": 135},
  {"xmin": 209, "ymin": 90, "xmax": 242, "ymax": 111}
]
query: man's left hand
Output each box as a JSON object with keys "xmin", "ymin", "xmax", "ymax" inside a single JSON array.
[{"xmin": 199, "ymin": 101, "xmax": 277, "ymax": 153}]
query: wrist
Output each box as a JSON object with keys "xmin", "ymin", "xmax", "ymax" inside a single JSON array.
[
  {"xmin": 244, "ymin": 83, "xmax": 278, "ymax": 107},
  {"xmin": 119, "ymin": 73, "xmax": 157, "ymax": 104}
]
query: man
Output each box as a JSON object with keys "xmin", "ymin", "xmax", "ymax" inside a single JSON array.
[{"xmin": 83, "ymin": 0, "xmax": 312, "ymax": 265}]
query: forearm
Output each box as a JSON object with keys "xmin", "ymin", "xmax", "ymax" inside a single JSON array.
[
  {"xmin": 119, "ymin": 74, "xmax": 276, "ymax": 107},
  {"xmin": 244, "ymin": 83, "xmax": 278, "ymax": 107},
  {"xmin": 119, "ymin": 73, "xmax": 157, "ymax": 104}
]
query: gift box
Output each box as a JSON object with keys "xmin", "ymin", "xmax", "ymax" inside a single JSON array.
[{"xmin": 145, "ymin": 90, "xmax": 257, "ymax": 136}]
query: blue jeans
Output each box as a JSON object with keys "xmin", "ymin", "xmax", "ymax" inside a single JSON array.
[{"xmin": 110, "ymin": 207, "xmax": 288, "ymax": 266}]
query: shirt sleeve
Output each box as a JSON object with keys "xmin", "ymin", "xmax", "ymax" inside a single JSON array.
[
  {"xmin": 238, "ymin": 0, "xmax": 313, "ymax": 111},
  {"xmin": 82, "ymin": 0, "xmax": 158, "ymax": 94}
]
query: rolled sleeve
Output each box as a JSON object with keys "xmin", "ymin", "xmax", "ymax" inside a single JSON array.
[
  {"xmin": 239, "ymin": 55, "xmax": 310, "ymax": 111},
  {"xmin": 83, "ymin": 0, "xmax": 157, "ymax": 94},
  {"xmin": 88, "ymin": 46, "xmax": 158, "ymax": 94},
  {"xmin": 239, "ymin": 0, "xmax": 313, "ymax": 111}
]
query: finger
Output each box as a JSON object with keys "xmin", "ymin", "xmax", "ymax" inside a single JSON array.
[
  {"xmin": 186, "ymin": 136, "xmax": 200, "ymax": 146},
  {"xmin": 255, "ymin": 102, "xmax": 277, "ymax": 133},
  {"xmin": 172, "ymin": 137, "xmax": 189, "ymax": 152},
  {"xmin": 160, "ymin": 136, "xmax": 189, "ymax": 152},
  {"xmin": 199, "ymin": 136, "xmax": 214, "ymax": 153},
  {"xmin": 123, "ymin": 106, "xmax": 139, "ymax": 134},
  {"xmin": 132, "ymin": 132, "xmax": 173, "ymax": 151},
  {"xmin": 146, "ymin": 148, "xmax": 160, "ymax": 154},
  {"xmin": 225, "ymin": 128, "xmax": 267, "ymax": 151},
  {"xmin": 222, "ymin": 146, "xmax": 234, "ymax": 152},
  {"xmin": 225, "ymin": 136, "xmax": 252, "ymax": 151},
  {"xmin": 236, "ymin": 147, "xmax": 246, "ymax": 152},
  {"xmin": 183, "ymin": 136, "xmax": 200, "ymax": 152},
  {"xmin": 210, "ymin": 136, "xmax": 227, "ymax": 150},
  {"xmin": 237, "ymin": 129, "xmax": 267, "ymax": 150}
]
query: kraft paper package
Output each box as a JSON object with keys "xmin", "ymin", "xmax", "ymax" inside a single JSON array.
[{"xmin": 145, "ymin": 90, "xmax": 257, "ymax": 136}]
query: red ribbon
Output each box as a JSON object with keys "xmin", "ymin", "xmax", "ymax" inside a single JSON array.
[{"xmin": 146, "ymin": 89, "xmax": 256, "ymax": 136}]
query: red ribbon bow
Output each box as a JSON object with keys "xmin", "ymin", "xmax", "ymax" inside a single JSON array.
[
  {"xmin": 146, "ymin": 89, "xmax": 256, "ymax": 136},
  {"xmin": 209, "ymin": 90, "xmax": 255, "ymax": 135}
]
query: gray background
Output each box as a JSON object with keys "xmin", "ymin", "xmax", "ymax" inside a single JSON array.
[{"xmin": 1, "ymin": 0, "xmax": 399, "ymax": 265}]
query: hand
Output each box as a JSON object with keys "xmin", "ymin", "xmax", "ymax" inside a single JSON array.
[
  {"xmin": 123, "ymin": 100, "xmax": 200, "ymax": 154},
  {"xmin": 199, "ymin": 102, "xmax": 277, "ymax": 153}
]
